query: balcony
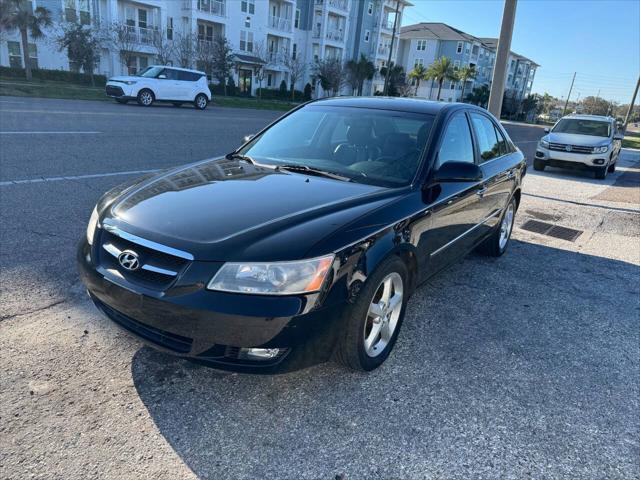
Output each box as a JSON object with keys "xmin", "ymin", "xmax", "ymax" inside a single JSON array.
[
  {"xmin": 312, "ymin": 26, "xmax": 321, "ymax": 38},
  {"xmin": 268, "ymin": 16, "xmax": 292, "ymax": 33},
  {"xmin": 381, "ymin": 18, "xmax": 395, "ymax": 31},
  {"xmin": 325, "ymin": 29, "xmax": 344, "ymax": 42},
  {"xmin": 124, "ymin": 25, "xmax": 159, "ymax": 45},
  {"xmin": 328, "ymin": 0, "xmax": 348, "ymax": 11},
  {"xmin": 377, "ymin": 45, "xmax": 389, "ymax": 56},
  {"xmin": 195, "ymin": 0, "xmax": 225, "ymax": 17}
]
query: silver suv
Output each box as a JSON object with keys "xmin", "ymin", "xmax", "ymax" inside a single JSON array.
[{"xmin": 535, "ymin": 114, "xmax": 623, "ymax": 179}]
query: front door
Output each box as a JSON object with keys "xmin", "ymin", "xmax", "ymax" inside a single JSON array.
[{"xmin": 239, "ymin": 69, "xmax": 253, "ymax": 96}]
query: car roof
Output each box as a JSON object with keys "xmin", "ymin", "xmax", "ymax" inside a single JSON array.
[
  {"xmin": 310, "ymin": 96, "xmax": 482, "ymax": 115},
  {"xmin": 149, "ymin": 65, "xmax": 206, "ymax": 75},
  {"xmin": 564, "ymin": 114, "xmax": 613, "ymax": 122}
]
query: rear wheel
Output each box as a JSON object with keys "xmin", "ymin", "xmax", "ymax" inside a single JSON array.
[
  {"xmin": 136, "ymin": 89, "xmax": 154, "ymax": 107},
  {"xmin": 194, "ymin": 93, "xmax": 208, "ymax": 110},
  {"xmin": 334, "ymin": 256, "xmax": 408, "ymax": 371},
  {"xmin": 477, "ymin": 197, "xmax": 516, "ymax": 257},
  {"xmin": 533, "ymin": 158, "xmax": 546, "ymax": 171},
  {"xmin": 595, "ymin": 166, "xmax": 607, "ymax": 179}
]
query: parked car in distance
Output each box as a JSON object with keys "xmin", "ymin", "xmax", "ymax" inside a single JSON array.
[
  {"xmin": 78, "ymin": 97, "xmax": 526, "ymax": 373},
  {"xmin": 535, "ymin": 114, "xmax": 623, "ymax": 179},
  {"xmin": 105, "ymin": 65, "xmax": 212, "ymax": 110}
]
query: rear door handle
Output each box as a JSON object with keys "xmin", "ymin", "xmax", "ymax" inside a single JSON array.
[{"xmin": 476, "ymin": 187, "xmax": 487, "ymax": 197}]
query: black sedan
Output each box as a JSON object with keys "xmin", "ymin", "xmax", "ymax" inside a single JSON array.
[{"xmin": 78, "ymin": 97, "xmax": 525, "ymax": 373}]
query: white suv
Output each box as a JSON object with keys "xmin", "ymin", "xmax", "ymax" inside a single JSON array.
[
  {"xmin": 105, "ymin": 66, "xmax": 212, "ymax": 110},
  {"xmin": 535, "ymin": 114, "xmax": 623, "ymax": 179}
]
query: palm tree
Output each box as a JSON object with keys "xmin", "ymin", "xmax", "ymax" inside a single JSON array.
[
  {"xmin": 379, "ymin": 62, "xmax": 405, "ymax": 96},
  {"xmin": 457, "ymin": 65, "xmax": 477, "ymax": 102},
  {"xmin": 1, "ymin": 0, "xmax": 52, "ymax": 80},
  {"xmin": 345, "ymin": 54, "xmax": 376, "ymax": 96},
  {"xmin": 425, "ymin": 56, "xmax": 457, "ymax": 101},
  {"xmin": 408, "ymin": 63, "xmax": 428, "ymax": 96}
]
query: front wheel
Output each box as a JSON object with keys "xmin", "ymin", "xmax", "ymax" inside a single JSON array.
[
  {"xmin": 477, "ymin": 197, "xmax": 516, "ymax": 257},
  {"xmin": 533, "ymin": 158, "xmax": 546, "ymax": 171},
  {"xmin": 334, "ymin": 256, "xmax": 408, "ymax": 371},
  {"xmin": 595, "ymin": 166, "xmax": 607, "ymax": 180},
  {"xmin": 194, "ymin": 94, "xmax": 208, "ymax": 110},
  {"xmin": 607, "ymin": 161, "xmax": 616, "ymax": 173},
  {"xmin": 136, "ymin": 89, "xmax": 154, "ymax": 107}
]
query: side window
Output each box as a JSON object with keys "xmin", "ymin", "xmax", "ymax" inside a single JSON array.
[
  {"xmin": 436, "ymin": 113, "xmax": 474, "ymax": 168},
  {"xmin": 494, "ymin": 125, "xmax": 509, "ymax": 156},
  {"xmin": 161, "ymin": 68, "xmax": 179, "ymax": 80},
  {"xmin": 470, "ymin": 113, "xmax": 500, "ymax": 162},
  {"xmin": 178, "ymin": 70, "xmax": 195, "ymax": 81}
]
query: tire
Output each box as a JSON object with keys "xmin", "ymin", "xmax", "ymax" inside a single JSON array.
[
  {"xmin": 115, "ymin": 98, "xmax": 128, "ymax": 104},
  {"xmin": 194, "ymin": 93, "xmax": 208, "ymax": 110},
  {"xmin": 607, "ymin": 162, "xmax": 616, "ymax": 173},
  {"xmin": 533, "ymin": 158, "xmax": 546, "ymax": 171},
  {"xmin": 334, "ymin": 256, "xmax": 409, "ymax": 371},
  {"xmin": 136, "ymin": 89, "xmax": 154, "ymax": 107},
  {"xmin": 477, "ymin": 196, "xmax": 517, "ymax": 257},
  {"xmin": 172, "ymin": 102, "xmax": 183, "ymax": 108},
  {"xmin": 595, "ymin": 166, "xmax": 607, "ymax": 179}
]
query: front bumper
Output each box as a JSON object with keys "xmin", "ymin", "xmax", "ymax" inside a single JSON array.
[
  {"xmin": 105, "ymin": 82, "xmax": 135, "ymax": 99},
  {"xmin": 535, "ymin": 146, "xmax": 609, "ymax": 170},
  {"xmin": 77, "ymin": 239, "xmax": 345, "ymax": 373}
]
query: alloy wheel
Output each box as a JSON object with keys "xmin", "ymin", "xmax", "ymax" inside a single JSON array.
[
  {"xmin": 140, "ymin": 91, "xmax": 153, "ymax": 106},
  {"xmin": 363, "ymin": 272, "xmax": 403, "ymax": 357},
  {"xmin": 499, "ymin": 202, "xmax": 515, "ymax": 250},
  {"xmin": 197, "ymin": 95, "xmax": 207, "ymax": 109}
]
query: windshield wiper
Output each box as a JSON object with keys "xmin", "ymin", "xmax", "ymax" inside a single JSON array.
[
  {"xmin": 275, "ymin": 164, "xmax": 352, "ymax": 182},
  {"xmin": 225, "ymin": 152, "xmax": 255, "ymax": 164}
]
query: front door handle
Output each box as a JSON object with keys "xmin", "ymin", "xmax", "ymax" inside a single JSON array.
[
  {"xmin": 507, "ymin": 170, "xmax": 516, "ymax": 179},
  {"xmin": 476, "ymin": 187, "xmax": 487, "ymax": 197}
]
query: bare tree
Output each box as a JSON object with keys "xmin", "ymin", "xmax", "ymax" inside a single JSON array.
[
  {"xmin": 315, "ymin": 58, "xmax": 345, "ymax": 97},
  {"xmin": 109, "ymin": 22, "xmax": 138, "ymax": 74},
  {"xmin": 252, "ymin": 41, "xmax": 270, "ymax": 99},
  {"xmin": 282, "ymin": 53, "xmax": 306, "ymax": 101},
  {"xmin": 211, "ymin": 36, "xmax": 234, "ymax": 96},
  {"xmin": 174, "ymin": 31, "xmax": 195, "ymax": 69},
  {"xmin": 195, "ymin": 37, "xmax": 215, "ymax": 79},
  {"xmin": 151, "ymin": 28, "xmax": 175, "ymax": 65}
]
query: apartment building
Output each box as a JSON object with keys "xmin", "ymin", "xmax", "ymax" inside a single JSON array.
[
  {"xmin": 0, "ymin": 0, "xmax": 410, "ymax": 97},
  {"xmin": 397, "ymin": 23, "xmax": 538, "ymax": 102}
]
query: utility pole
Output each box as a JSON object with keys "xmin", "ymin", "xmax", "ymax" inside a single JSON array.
[
  {"xmin": 623, "ymin": 76, "xmax": 640, "ymax": 132},
  {"xmin": 487, "ymin": 0, "xmax": 517, "ymax": 117},
  {"xmin": 562, "ymin": 72, "xmax": 576, "ymax": 116},
  {"xmin": 383, "ymin": 0, "xmax": 401, "ymax": 96}
]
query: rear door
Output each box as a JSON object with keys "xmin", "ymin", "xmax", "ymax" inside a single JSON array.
[{"xmin": 177, "ymin": 70, "xmax": 199, "ymax": 100}]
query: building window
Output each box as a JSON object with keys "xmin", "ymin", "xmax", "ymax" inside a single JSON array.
[
  {"xmin": 456, "ymin": 41, "xmax": 463, "ymax": 54},
  {"xmin": 64, "ymin": 0, "xmax": 76, "ymax": 22},
  {"xmin": 138, "ymin": 9, "xmax": 147, "ymax": 29},
  {"xmin": 449, "ymin": 81, "xmax": 455, "ymax": 90},
  {"xmin": 453, "ymin": 60, "xmax": 460, "ymax": 69},
  {"xmin": 464, "ymin": 42, "xmax": 470, "ymax": 54},
  {"xmin": 313, "ymin": 44, "xmax": 319, "ymax": 62},
  {"xmin": 267, "ymin": 73, "xmax": 272, "ymax": 87},
  {"xmin": 414, "ymin": 58, "xmax": 423, "ymax": 68},
  {"xmin": 8, "ymin": 41, "xmax": 22, "ymax": 68},
  {"xmin": 295, "ymin": 9, "xmax": 300, "ymax": 28},
  {"xmin": 167, "ymin": 17, "xmax": 173, "ymax": 40},
  {"xmin": 416, "ymin": 39, "xmax": 426, "ymax": 51},
  {"xmin": 241, "ymin": 0, "xmax": 255, "ymax": 14},
  {"xmin": 364, "ymin": 30, "xmax": 370, "ymax": 42},
  {"xmin": 292, "ymin": 43, "xmax": 297, "ymax": 59},
  {"xmin": 368, "ymin": 2, "xmax": 373, "ymax": 14},
  {"xmin": 240, "ymin": 31, "xmax": 253, "ymax": 52},
  {"xmin": 245, "ymin": 16, "xmax": 250, "ymax": 28}
]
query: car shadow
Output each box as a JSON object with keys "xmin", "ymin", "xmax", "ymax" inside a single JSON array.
[{"xmin": 130, "ymin": 239, "xmax": 639, "ymax": 479}]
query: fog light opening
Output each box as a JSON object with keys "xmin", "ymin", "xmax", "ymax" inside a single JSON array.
[
  {"xmin": 239, "ymin": 348, "xmax": 281, "ymax": 360},
  {"xmin": 593, "ymin": 159, "xmax": 605, "ymax": 165},
  {"xmin": 535, "ymin": 151, "xmax": 545, "ymax": 158}
]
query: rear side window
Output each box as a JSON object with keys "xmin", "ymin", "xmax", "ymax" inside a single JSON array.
[
  {"xmin": 494, "ymin": 125, "xmax": 510, "ymax": 156},
  {"xmin": 470, "ymin": 113, "xmax": 502, "ymax": 162},
  {"xmin": 436, "ymin": 113, "xmax": 474, "ymax": 168},
  {"xmin": 178, "ymin": 70, "xmax": 201, "ymax": 81}
]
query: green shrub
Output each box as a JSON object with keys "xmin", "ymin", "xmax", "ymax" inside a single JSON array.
[
  {"xmin": 0, "ymin": 66, "xmax": 106, "ymax": 86},
  {"xmin": 304, "ymin": 82, "xmax": 312, "ymax": 101},
  {"xmin": 226, "ymin": 75, "xmax": 236, "ymax": 96},
  {"xmin": 255, "ymin": 87, "xmax": 304, "ymax": 101},
  {"xmin": 279, "ymin": 79, "xmax": 287, "ymax": 95}
]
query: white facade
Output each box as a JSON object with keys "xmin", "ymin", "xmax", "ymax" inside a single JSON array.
[{"xmin": 0, "ymin": 0, "xmax": 409, "ymax": 98}]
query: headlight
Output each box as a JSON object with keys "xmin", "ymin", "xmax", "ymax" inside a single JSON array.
[
  {"xmin": 539, "ymin": 139, "xmax": 549, "ymax": 148},
  {"xmin": 86, "ymin": 207, "xmax": 99, "ymax": 245},
  {"xmin": 124, "ymin": 80, "xmax": 137, "ymax": 85},
  {"xmin": 593, "ymin": 145, "xmax": 609, "ymax": 154},
  {"xmin": 207, "ymin": 255, "xmax": 335, "ymax": 295}
]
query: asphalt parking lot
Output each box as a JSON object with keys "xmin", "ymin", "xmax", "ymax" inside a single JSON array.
[{"xmin": 1, "ymin": 96, "xmax": 639, "ymax": 479}]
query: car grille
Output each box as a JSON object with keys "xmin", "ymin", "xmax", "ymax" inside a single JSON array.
[
  {"xmin": 105, "ymin": 85, "xmax": 124, "ymax": 97},
  {"xmin": 548, "ymin": 142, "xmax": 594, "ymax": 154},
  {"xmin": 98, "ymin": 229, "xmax": 190, "ymax": 290},
  {"xmin": 93, "ymin": 297, "xmax": 193, "ymax": 353}
]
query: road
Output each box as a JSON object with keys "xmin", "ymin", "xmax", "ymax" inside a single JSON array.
[{"xmin": 1, "ymin": 96, "xmax": 638, "ymax": 480}]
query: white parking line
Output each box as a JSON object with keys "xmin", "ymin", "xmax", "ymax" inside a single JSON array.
[
  {"xmin": 0, "ymin": 131, "xmax": 102, "ymax": 135},
  {"xmin": 0, "ymin": 169, "xmax": 161, "ymax": 186}
]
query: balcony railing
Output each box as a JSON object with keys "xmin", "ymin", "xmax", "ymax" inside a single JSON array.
[
  {"xmin": 124, "ymin": 25, "xmax": 159, "ymax": 45},
  {"xmin": 196, "ymin": 0, "xmax": 225, "ymax": 16},
  {"xmin": 268, "ymin": 16, "xmax": 292, "ymax": 32},
  {"xmin": 378, "ymin": 45, "xmax": 389, "ymax": 56},
  {"xmin": 312, "ymin": 27, "xmax": 321, "ymax": 38},
  {"xmin": 325, "ymin": 29, "xmax": 344, "ymax": 41},
  {"xmin": 381, "ymin": 19, "xmax": 395, "ymax": 31},
  {"xmin": 328, "ymin": 0, "xmax": 348, "ymax": 10}
]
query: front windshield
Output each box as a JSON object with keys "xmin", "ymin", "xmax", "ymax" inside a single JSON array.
[
  {"xmin": 239, "ymin": 105, "xmax": 435, "ymax": 187},
  {"xmin": 552, "ymin": 119, "xmax": 610, "ymax": 137},
  {"xmin": 138, "ymin": 66, "xmax": 164, "ymax": 78}
]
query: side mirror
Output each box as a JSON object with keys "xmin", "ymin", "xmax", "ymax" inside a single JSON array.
[
  {"xmin": 243, "ymin": 134, "xmax": 255, "ymax": 143},
  {"xmin": 158, "ymin": 74, "xmax": 167, "ymax": 79},
  {"xmin": 614, "ymin": 133, "xmax": 624, "ymax": 140},
  {"xmin": 430, "ymin": 161, "xmax": 483, "ymax": 184},
  {"xmin": 543, "ymin": 127, "xmax": 550, "ymax": 133}
]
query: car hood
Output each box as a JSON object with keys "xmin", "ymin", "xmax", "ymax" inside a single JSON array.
[
  {"xmin": 102, "ymin": 158, "xmax": 399, "ymax": 261},
  {"xmin": 544, "ymin": 132, "xmax": 610, "ymax": 147},
  {"xmin": 108, "ymin": 75, "xmax": 142, "ymax": 83}
]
